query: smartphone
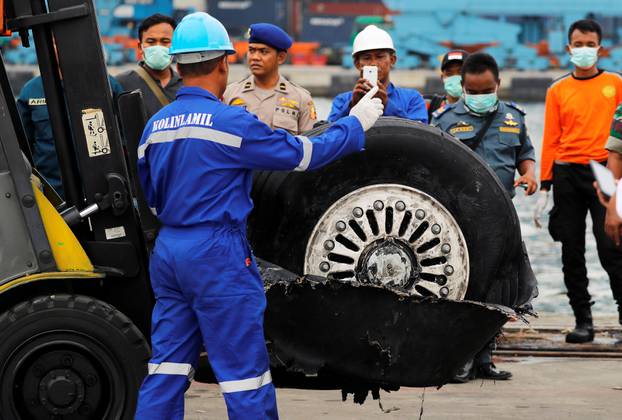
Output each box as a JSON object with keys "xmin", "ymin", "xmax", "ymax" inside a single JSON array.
[
  {"xmin": 590, "ymin": 160, "xmax": 616, "ymax": 198},
  {"xmin": 362, "ymin": 65, "xmax": 378, "ymax": 87}
]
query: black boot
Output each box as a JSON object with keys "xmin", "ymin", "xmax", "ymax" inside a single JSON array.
[
  {"xmin": 474, "ymin": 363, "xmax": 512, "ymax": 380},
  {"xmin": 566, "ymin": 306, "xmax": 594, "ymax": 344},
  {"xmin": 450, "ymin": 359, "xmax": 474, "ymax": 383}
]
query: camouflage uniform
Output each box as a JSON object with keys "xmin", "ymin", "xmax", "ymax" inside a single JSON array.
[{"xmin": 606, "ymin": 103, "xmax": 622, "ymax": 153}]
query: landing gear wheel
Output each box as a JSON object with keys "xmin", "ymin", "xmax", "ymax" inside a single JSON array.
[
  {"xmin": 304, "ymin": 184, "xmax": 469, "ymax": 299},
  {"xmin": 250, "ymin": 117, "xmax": 524, "ymax": 306},
  {"xmin": 0, "ymin": 295, "xmax": 150, "ymax": 420}
]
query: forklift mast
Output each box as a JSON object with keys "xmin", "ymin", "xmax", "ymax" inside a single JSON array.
[{"xmin": 0, "ymin": 0, "xmax": 153, "ymax": 333}]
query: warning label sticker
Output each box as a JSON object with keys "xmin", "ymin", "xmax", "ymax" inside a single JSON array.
[
  {"xmin": 104, "ymin": 226, "xmax": 126, "ymax": 240},
  {"xmin": 81, "ymin": 108, "xmax": 111, "ymax": 157}
]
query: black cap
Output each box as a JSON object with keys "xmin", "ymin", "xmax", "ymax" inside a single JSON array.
[{"xmin": 441, "ymin": 50, "xmax": 469, "ymax": 71}]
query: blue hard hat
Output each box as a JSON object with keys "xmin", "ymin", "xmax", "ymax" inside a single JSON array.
[
  {"xmin": 170, "ymin": 12, "xmax": 235, "ymax": 56},
  {"xmin": 249, "ymin": 23, "xmax": 292, "ymax": 51}
]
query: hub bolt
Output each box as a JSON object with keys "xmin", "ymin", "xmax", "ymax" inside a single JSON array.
[
  {"xmin": 444, "ymin": 265, "xmax": 454, "ymax": 276},
  {"xmin": 85, "ymin": 374, "xmax": 98, "ymax": 387},
  {"xmin": 335, "ymin": 221, "xmax": 346, "ymax": 232},
  {"xmin": 440, "ymin": 286, "xmax": 449, "ymax": 297},
  {"xmin": 373, "ymin": 200, "xmax": 384, "ymax": 211},
  {"xmin": 395, "ymin": 201, "xmax": 406, "ymax": 211},
  {"xmin": 352, "ymin": 207, "xmax": 364, "ymax": 218},
  {"xmin": 431, "ymin": 224, "xmax": 441, "ymax": 234},
  {"xmin": 324, "ymin": 240, "xmax": 335, "ymax": 250},
  {"xmin": 441, "ymin": 244, "xmax": 451, "ymax": 254},
  {"xmin": 319, "ymin": 262, "xmax": 330, "ymax": 272},
  {"xmin": 415, "ymin": 209, "xmax": 426, "ymax": 220}
]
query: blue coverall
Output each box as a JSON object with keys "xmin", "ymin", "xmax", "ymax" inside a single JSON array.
[
  {"xmin": 328, "ymin": 82, "xmax": 428, "ymax": 123},
  {"xmin": 135, "ymin": 86, "xmax": 365, "ymax": 419},
  {"xmin": 16, "ymin": 75, "xmax": 123, "ymax": 198}
]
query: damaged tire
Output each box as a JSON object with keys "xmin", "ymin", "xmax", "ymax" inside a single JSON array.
[{"xmin": 250, "ymin": 117, "xmax": 526, "ymax": 307}]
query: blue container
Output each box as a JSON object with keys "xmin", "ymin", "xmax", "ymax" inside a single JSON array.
[{"xmin": 208, "ymin": 0, "xmax": 289, "ymax": 38}]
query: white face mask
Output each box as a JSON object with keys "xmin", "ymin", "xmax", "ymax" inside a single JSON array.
[{"xmin": 570, "ymin": 47, "xmax": 599, "ymax": 69}]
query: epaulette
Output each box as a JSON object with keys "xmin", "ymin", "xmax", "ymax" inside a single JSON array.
[
  {"xmin": 432, "ymin": 103, "xmax": 454, "ymax": 120},
  {"xmin": 243, "ymin": 81, "xmax": 252, "ymax": 89},
  {"xmin": 505, "ymin": 101, "xmax": 526, "ymax": 115}
]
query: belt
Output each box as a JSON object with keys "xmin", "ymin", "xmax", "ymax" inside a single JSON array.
[
  {"xmin": 554, "ymin": 160, "xmax": 607, "ymax": 167},
  {"xmin": 159, "ymin": 221, "xmax": 244, "ymax": 239}
]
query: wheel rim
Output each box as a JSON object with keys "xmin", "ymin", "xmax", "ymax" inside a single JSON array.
[
  {"xmin": 304, "ymin": 184, "xmax": 469, "ymax": 300},
  {"xmin": 1, "ymin": 331, "xmax": 126, "ymax": 419}
]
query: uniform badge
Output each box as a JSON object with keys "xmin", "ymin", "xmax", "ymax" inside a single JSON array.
[
  {"xmin": 28, "ymin": 98, "xmax": 46, "ymax": 106},
  {"xmin": 278, "ymin": 97, "xmax": 299, "ymax": 110},
  {"xmin": 230, "ymin": 97, "xmax": 247, "ymax": 109},
  {"xmin": 308, "ymin": 101, "xmax": 317, "ymax": 120},
  {"xmin": 449, "ymin": 122, "xmax": 474, "ymax": 135},
  {"xmin": 499, "ymin": 127, "xmax": 521, "ymax": 134},
  {"xmin": 503, "ymin": 113, "xmax": 519, "ymax": 127},
  {"xmin": 603, "ymin": 85, "xmax": 617, "ymax": 99}
]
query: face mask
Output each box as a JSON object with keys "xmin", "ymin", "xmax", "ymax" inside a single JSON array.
[
  {"xmin": 143, "ymin": 45, "xmax": 172, "ymax": 71},
  {"xmin": 464, "ymin": 90, "xmax": 498, "ymax": 114},
  {"xmin": 570, "ymin": 47, "xmax": 599, "ymax": 69},
  {"xmin": 443, "ymin": 75, "xmax": 463, "ymax": 98}
]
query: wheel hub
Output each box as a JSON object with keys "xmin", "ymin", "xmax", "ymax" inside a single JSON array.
[
  {"xmin": 360, "ymin": 239, "xmax": 418, "ymax": 288},
  {"xmin": 304, "ymin": 184, "xmax": 469, "ymax": 300},
  {"xmin": 40, "ymin": 369, "xmax": 85, "ymax": 413}
]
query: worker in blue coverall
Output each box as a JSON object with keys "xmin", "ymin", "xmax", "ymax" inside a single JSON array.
[
  {"xmin": 17, "ymin": 74, "xmax": 123, "ymax": 198},
  {"xmin": 134, "ymin": 12, "xmax": 384, "ymax": 420},
  {"xmin": 328, "ymin": 24, "xmax": 427, "ymax": 123}
]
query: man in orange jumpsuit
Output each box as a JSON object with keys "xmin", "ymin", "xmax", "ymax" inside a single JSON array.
[{"xmin": 534, "ymin": 19, "xmax": 622, "ymax": 343}]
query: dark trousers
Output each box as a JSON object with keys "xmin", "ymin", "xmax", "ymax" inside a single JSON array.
[{"xmin": 548, "ymin": 163, "xmax": 622, "ymax": 312}]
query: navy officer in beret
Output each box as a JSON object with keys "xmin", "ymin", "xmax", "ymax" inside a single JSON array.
[{"xmin": 223, "ymin": 23, "xmax": 317, "ymax": 134}]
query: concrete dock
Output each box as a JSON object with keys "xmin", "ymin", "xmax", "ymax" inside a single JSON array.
[
  {"xmin": 184, "ymin": 358, "xmax": 622, "ymax": 419},
  {"xmin": 185, "ymin": 314, "xmax": 622, "ymax": 419}
]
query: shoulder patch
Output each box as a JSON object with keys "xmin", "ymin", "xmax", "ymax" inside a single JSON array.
[
  {"xmin": 505, "ymin": 102, "xmax": 526, "ymax": 115},
  {"xmin": 432, "ymin": 104, "xmax": 453, "ymax": 119},
  {"xmin": 230, "ymin": 97, "xmax": 247, "ymax": 107}
]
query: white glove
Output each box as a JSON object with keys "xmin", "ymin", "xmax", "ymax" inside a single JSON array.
[
  {"xmin": 349, "ymin": 85, "xmax": 384, "ymax": 131},
  {"xmin": 533, "ymin": 190, "xmax": 550, "ymax": 228}
]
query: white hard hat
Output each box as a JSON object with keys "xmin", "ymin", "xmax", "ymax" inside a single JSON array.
[{"xmin": 352, "ymin": 25, "xmax": 395, "ymax": 57}]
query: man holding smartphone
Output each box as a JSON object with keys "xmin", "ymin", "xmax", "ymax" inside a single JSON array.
[{"xmin": 328, "ymin": 25, "xmax": 427, "ymax": 123}]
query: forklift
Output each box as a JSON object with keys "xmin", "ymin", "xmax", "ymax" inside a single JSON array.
[
  {"xmin": 0, "ymin": 0, "xmax": 156, "ymax": 418},
  {"xmin": 0, "ymin": 1, "xmax": 525, "ymax": 418}
]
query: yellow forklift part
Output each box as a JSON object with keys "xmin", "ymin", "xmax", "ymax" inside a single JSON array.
[
  {"xmin": 0, "ymin": 271, "xmax": 104, "ymax": 294},
  {"xmin": 0, "ymin": 1, "xmax": 10, "ymax": 36},
  {"xmin": 32, "ymin": 181, "xmax": 94, "ymax": 271}
]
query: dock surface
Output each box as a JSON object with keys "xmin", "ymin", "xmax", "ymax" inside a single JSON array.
[{"xmin": 185, "ymin": 314, "xmax": 622, "ymax": 419}]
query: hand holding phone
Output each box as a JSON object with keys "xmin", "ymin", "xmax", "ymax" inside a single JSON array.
[{"xmin": 362, "ymin": 66, "xmax": 378, "ymax": 87}]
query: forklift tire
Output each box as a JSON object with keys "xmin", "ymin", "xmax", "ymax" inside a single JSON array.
[
  {"xmin": 249, "ymin": 117, "xmax": 524, "ymax": 306},
  {"xmin": 0, "ymin": 294, "xmax": 149, "ymax": 420}
]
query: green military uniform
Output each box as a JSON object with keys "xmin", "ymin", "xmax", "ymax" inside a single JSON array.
[
  {"xmin": 432, "ymin": 99, "xmax": 536, "ymax": 197},
  {"xmin": 605, "ymin": 103, "xmax": 622, "ymax": 153},
  {"xmin": 223, "ymin": 75, "xmax": 317, "ymax": 135}
]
